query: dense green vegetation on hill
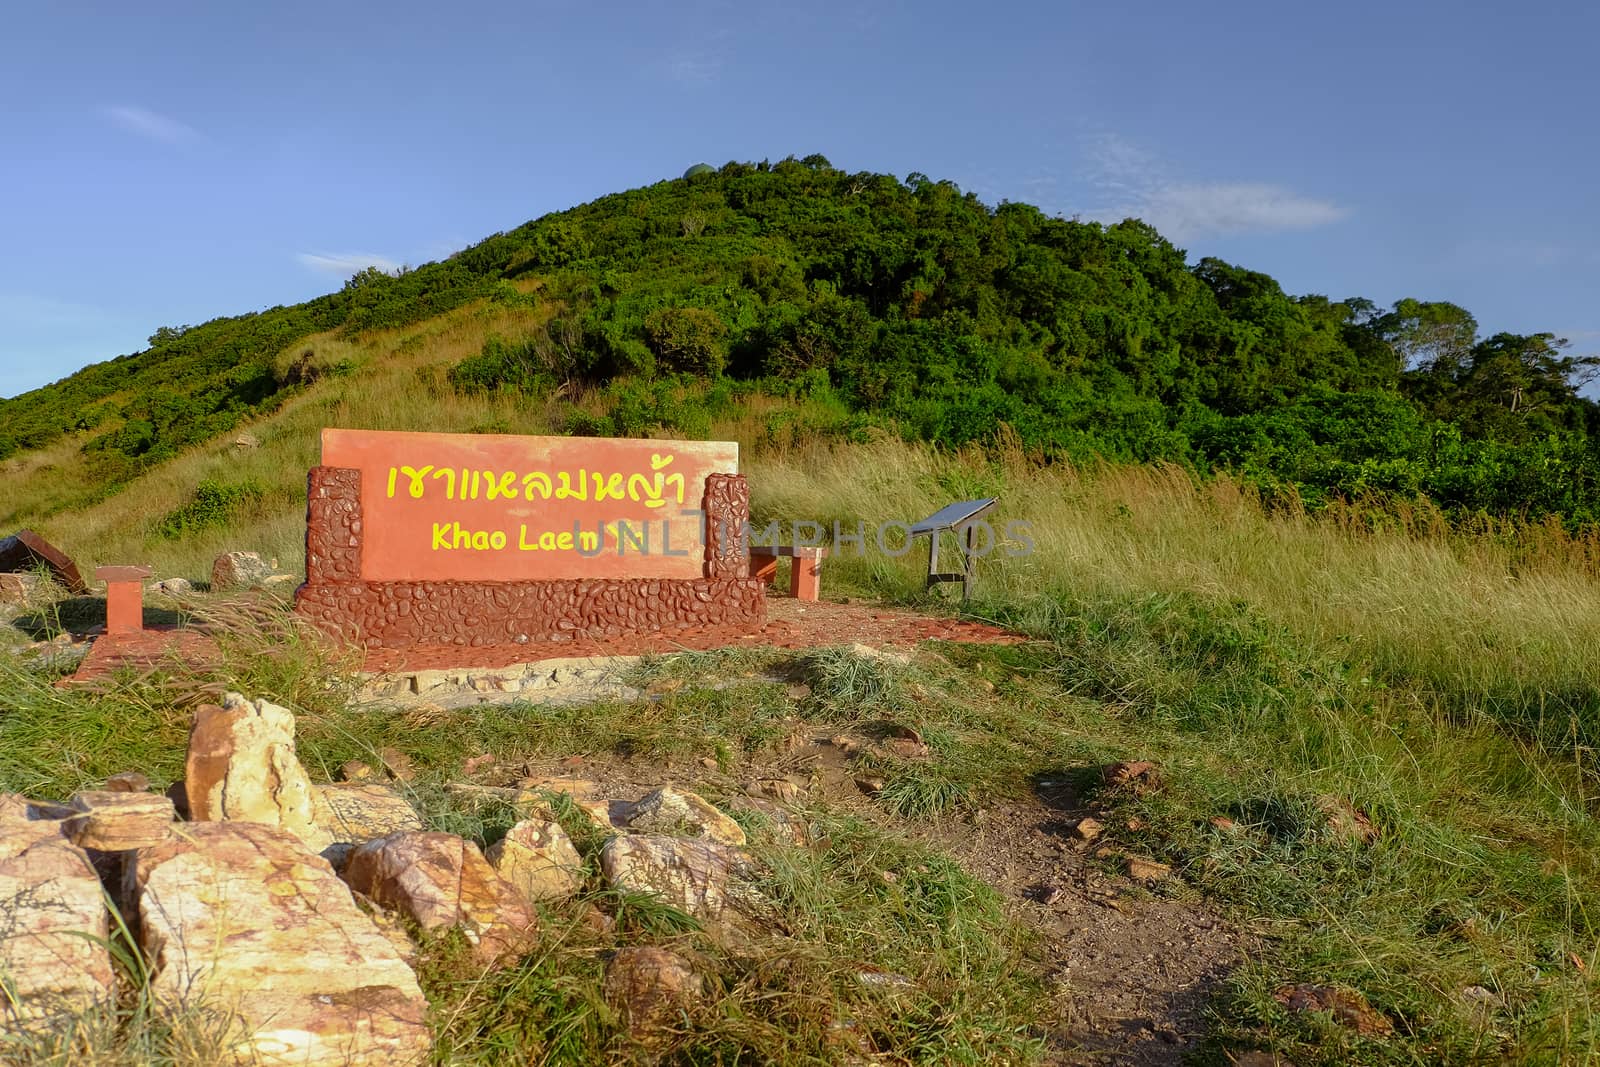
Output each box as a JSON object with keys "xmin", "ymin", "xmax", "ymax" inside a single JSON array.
[{"xmin": 6, "ymin": 155, "xmax": 1598, "ymax": 522}]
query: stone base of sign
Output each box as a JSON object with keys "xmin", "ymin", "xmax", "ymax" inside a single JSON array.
[
  {"xmin": 294, "ymin": 465, "xmax": 764, "ymax": 648},
  {"xmin": 296, "ymin": 578, "xmax": 766, "ymax": 648}
]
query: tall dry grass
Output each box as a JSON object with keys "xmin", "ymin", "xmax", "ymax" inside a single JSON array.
[
  {"xmin": 10, "ymin": 334, "xmax": 1597, "ymax": 755},
  {"xmin": 747, "ymin": 432, "xmax": 1600, "ymax": 767}
]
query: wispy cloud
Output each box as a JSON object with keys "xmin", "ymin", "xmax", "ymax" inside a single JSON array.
[
  {"xmin": 102, "ymin": 105, "xmax": 199, "ymax": 144},
  {"xmin": 664, "ymin": 50, "xmax": 722, "ymax": 84},
  {"xmin": 1454, "ymin": 239, "xmax": 1600, "ymax": 270},
  {"xmin": 297, "ymin": 251, "xmax": 403, "ymax": 277},
  {"xmin": 1134, "ymin": 182, "xmax": 1346, "ymax": 240},
  {"xmin": 1081, "ymin": 133, "xmax": 1346, "ymax": 241},
  {"xmin": 656, "ymin": 21, "xmax": 734, "ymax": 85}
]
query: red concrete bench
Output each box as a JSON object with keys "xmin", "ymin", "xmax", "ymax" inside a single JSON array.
[{"xmin": 749, "ymin": 545, "xmax": 828, "ymax": 602}]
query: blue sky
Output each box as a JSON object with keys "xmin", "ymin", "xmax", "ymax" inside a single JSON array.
[{"xmin": 3, "ymin": 0, "xmax": 1597, "ymax": 399}]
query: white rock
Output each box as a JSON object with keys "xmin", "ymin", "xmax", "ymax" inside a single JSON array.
[
  {"xmin": 486, "ymin": 818, "xmax": 584, "ymax": 904},
  {"xmin": 624, "ymin": 786, "xmax": 747, "ymax": 847},
  {"xmin": 210, "ymin": 551, "xmax": 280, "ymax": 591},
  {"xmin": 0, "ymin": 797, "xmax": 115, "ymax": 1028},
  {"xmin": 600, "ymin": 835, "xmax": 773, "ymax": 932},
  {"xmin": 128, "ymin": 821, "xmax": 431, "ymax": 1066},
  {"xmin": 316, "ymin": 783, "xmax": 424, "ymax": 845}
]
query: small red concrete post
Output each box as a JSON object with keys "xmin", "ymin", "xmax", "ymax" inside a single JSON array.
[
  {"xmin": 790, "ymin": 548, "xmax": 825, "ymax": 602},
  {"xmin": 96, "ymin": 565, "xmax": 152, "ymax": 635},
  {"xmin": 747, "ymin": 547, "xmax": 827, "ymax": 601}
]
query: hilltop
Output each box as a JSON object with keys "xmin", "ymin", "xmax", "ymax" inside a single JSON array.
[{"xmin": 2, "ymin": 158, "xmax": 1600, "ymax": 1065}]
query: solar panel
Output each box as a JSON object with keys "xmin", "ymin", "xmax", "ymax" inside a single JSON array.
[{"xmin": 909, "ymin": 498, "xmax": 998, "ymax": 536}]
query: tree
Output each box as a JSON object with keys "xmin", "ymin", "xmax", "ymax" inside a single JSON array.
[
  {"xmin": 1377, "ymin": 299, "xmax": 1478, "ymax": 373},
  {"xmin": 148, "ymin": 324, "xmax": 193, "ymax": 346},
  {"xmin": 342, "ymin": 266, "xmax": 392, "ymax": 292},
  {"xmin": 1442, "ymin": 332, "xmax": 1599, "ymax": 440}
]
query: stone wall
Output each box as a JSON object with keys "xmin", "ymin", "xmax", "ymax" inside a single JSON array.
[{"xmin": 294, "ymin": 466, "xmax": 764, "ymax": 648}]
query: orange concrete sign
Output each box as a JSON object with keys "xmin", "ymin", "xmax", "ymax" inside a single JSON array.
[{"xmin": 321, "ymin": 429, "xmax": 738, "ymax": 582}]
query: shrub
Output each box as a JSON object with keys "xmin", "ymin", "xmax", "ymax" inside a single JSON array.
[
  {"xmin": 156, "ymin": 478, "xmax": 266, "ymax": 540},
  {"xmin": 643, "ymin": 307, "xmax": 729, "ymax": 376}
]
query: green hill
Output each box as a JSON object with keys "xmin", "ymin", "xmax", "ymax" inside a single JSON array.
[
  {"xmin": 5, "ymin": 154, "xmax": 1599, "ymax": 532},
  {"xmin": 5, "ymin": 157, "xmax": 1600, "ymax": 1065}
]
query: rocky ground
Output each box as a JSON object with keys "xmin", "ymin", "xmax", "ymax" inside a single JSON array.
[
  {"xmin": 491, "ymin": 740, "xmax": 1247, "ymax": 1066},
  {"xmin": 1, "ymin": 692, "xmax": 813, "ymax": 1063},
  {"xmin": 0, "ymin": 576, "xmax": 1296, "ymax": 1065}
]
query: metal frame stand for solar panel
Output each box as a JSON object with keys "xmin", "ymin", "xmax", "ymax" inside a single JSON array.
[{"xmin": 909, "ymin": 497, "xmax": 998, "ymax": 600}]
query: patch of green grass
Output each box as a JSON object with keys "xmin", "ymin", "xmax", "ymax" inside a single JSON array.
[
  {"xmin": 911, "ymin": 591, "xmax": 1600, "ymax": 1065},
  {"xmin": 404, "ymin": 785, "xmax": 528, "ymax": 849},
  {"xmin": 874, "ymin": 766, "xmax": 973, "ymax": 819},
  {"xmin": 0, "ymin": 658, "xmax": 191, "ymax": 797},
  {"xmin": 413, "ymin": 922, "xmax": 612, "ymax": 1065},
  {"xmin": 799, "ymin": 645, "xmax": 911, "ymax": 717},
  {"xmin": 602, "ymin": 888, "xmax": 704, "ymax": 939},
  {"xmin": 758, "ymin": 812, "xmax": 1044, "ymax": 1062}
]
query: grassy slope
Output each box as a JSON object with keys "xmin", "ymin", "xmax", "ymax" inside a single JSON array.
[
  {"xmin": 0, "ymin": 279, "xmax": 857, "ymax": 578},
  {"xmin": 4, "ymin": 285, "xmax": 1600, "ymax": 1063}
]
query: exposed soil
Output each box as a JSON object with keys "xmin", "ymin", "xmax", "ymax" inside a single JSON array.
[{"xmin": 922, "ymin": 798, "xmax": 1243, "ymax": 1065}]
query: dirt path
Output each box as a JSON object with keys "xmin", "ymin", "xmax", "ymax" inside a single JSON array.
[{"xmin": 916, "ymin": 797, "xmax": 1243, "ymax": 1065}]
